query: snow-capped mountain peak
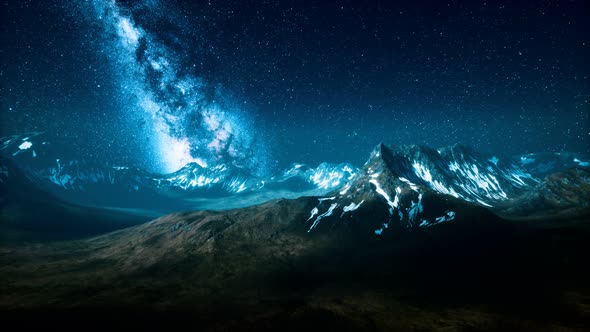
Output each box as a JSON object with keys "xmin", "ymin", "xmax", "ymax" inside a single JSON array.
[{"xmin": 303, "ymin": 142, "xmax": 549, "ymax": 235}]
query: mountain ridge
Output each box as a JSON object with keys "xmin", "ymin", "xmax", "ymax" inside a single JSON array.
[
  {"xmin": 0, "ymin": 142, "xmax": 588, "ymax": 330},
  {"xmin": 2, "ymin": 133, "xmax": 589, "ymax": 220}
]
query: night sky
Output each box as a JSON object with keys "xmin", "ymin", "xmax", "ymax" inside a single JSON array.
[{"xmin": 1, "ymin": 0, "xmax": 589, "ymax": 174}]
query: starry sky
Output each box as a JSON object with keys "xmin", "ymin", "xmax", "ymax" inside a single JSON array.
[{"xmin": 1, "ymin": 0, "xmax": 589, "ymax": 174}]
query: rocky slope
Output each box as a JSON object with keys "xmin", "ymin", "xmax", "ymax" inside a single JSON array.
[
  {"xmin": 0, "ymin": 192, "xmax": 587, "ymax": 330},
  {"xmin": 494, "ymin": 167, "xmax": 590, "ymax": 219},
  {"xmin": 0, "ymin": 143, "xmax": 588, "ymax": 330}
]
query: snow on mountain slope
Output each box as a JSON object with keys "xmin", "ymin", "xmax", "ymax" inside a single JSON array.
[
  {"xmin": 3, "ymin": 133, "xmax": 588, "ymax": 220},
  {"xmin": 0, "ymin": 133, "xmax": 358, "ymax": 210}
]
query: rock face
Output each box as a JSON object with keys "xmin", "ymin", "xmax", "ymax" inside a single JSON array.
[
  {"xmin": 365, "ymin": 143, "xmax": 542, "ymax": 207},
  {"xmin": 302, "ymin": 143, "xmax": 590, "ymax": 229},
  {"xmin": 494, "ymin": 167, "xmax": 590, "ymax": 219},
  {"xmin": 300, "ymin": 144, "xmax": 536, "ymax": 236},
  {"xmin": 541, "ymin": 168, "xmax": 590, "ymax": 208}
]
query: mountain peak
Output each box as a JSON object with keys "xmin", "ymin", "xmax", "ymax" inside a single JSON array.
[
  {"xmin": 351, "ymin": 142, "xmax": 539, "ymax": 211},
  {"xmin": 368, "ymin": 142, "xmax": 390, "ymax": 161},
  {"xmin": 305, "ymin": 141, "xmax": 542, "ymax": 235}
]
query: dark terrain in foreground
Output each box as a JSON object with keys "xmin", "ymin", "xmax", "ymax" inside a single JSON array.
[
  {"xmin": 1, "ymin": 145, "xmax": 589, "ymax": 331},
  {"xmin": 0, "ymin": 197, "xmax": 588, "ymax": 331}
]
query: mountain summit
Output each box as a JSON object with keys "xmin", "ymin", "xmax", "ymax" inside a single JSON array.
[
  {"xmin": 302, "ymin": 142, "xmax": 590, "ymax": 234},
  {"xmin": 302, "ymin": 143, "xmax": 505, "ymax": 235}
]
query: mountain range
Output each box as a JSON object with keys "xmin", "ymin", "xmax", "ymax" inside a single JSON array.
[
  {"xmin": 1, "ymin": 132, "xmax": 356, "ymax": 212},
  {"xmin": 3, "ymin": 132, "xmax": 589, "ymax": 216},
  {"xmin": 0, "ymin": 137, "xmax": 589, "ymax": 330}
]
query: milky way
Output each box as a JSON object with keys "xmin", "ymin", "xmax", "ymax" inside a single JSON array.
[
  {"xmin": 82, "ymin": 0, "xmax": 267, "ymax": 174},
  {"xmin": 2, "ymin": 1, "xmax": 588, "ymax": 172}
]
